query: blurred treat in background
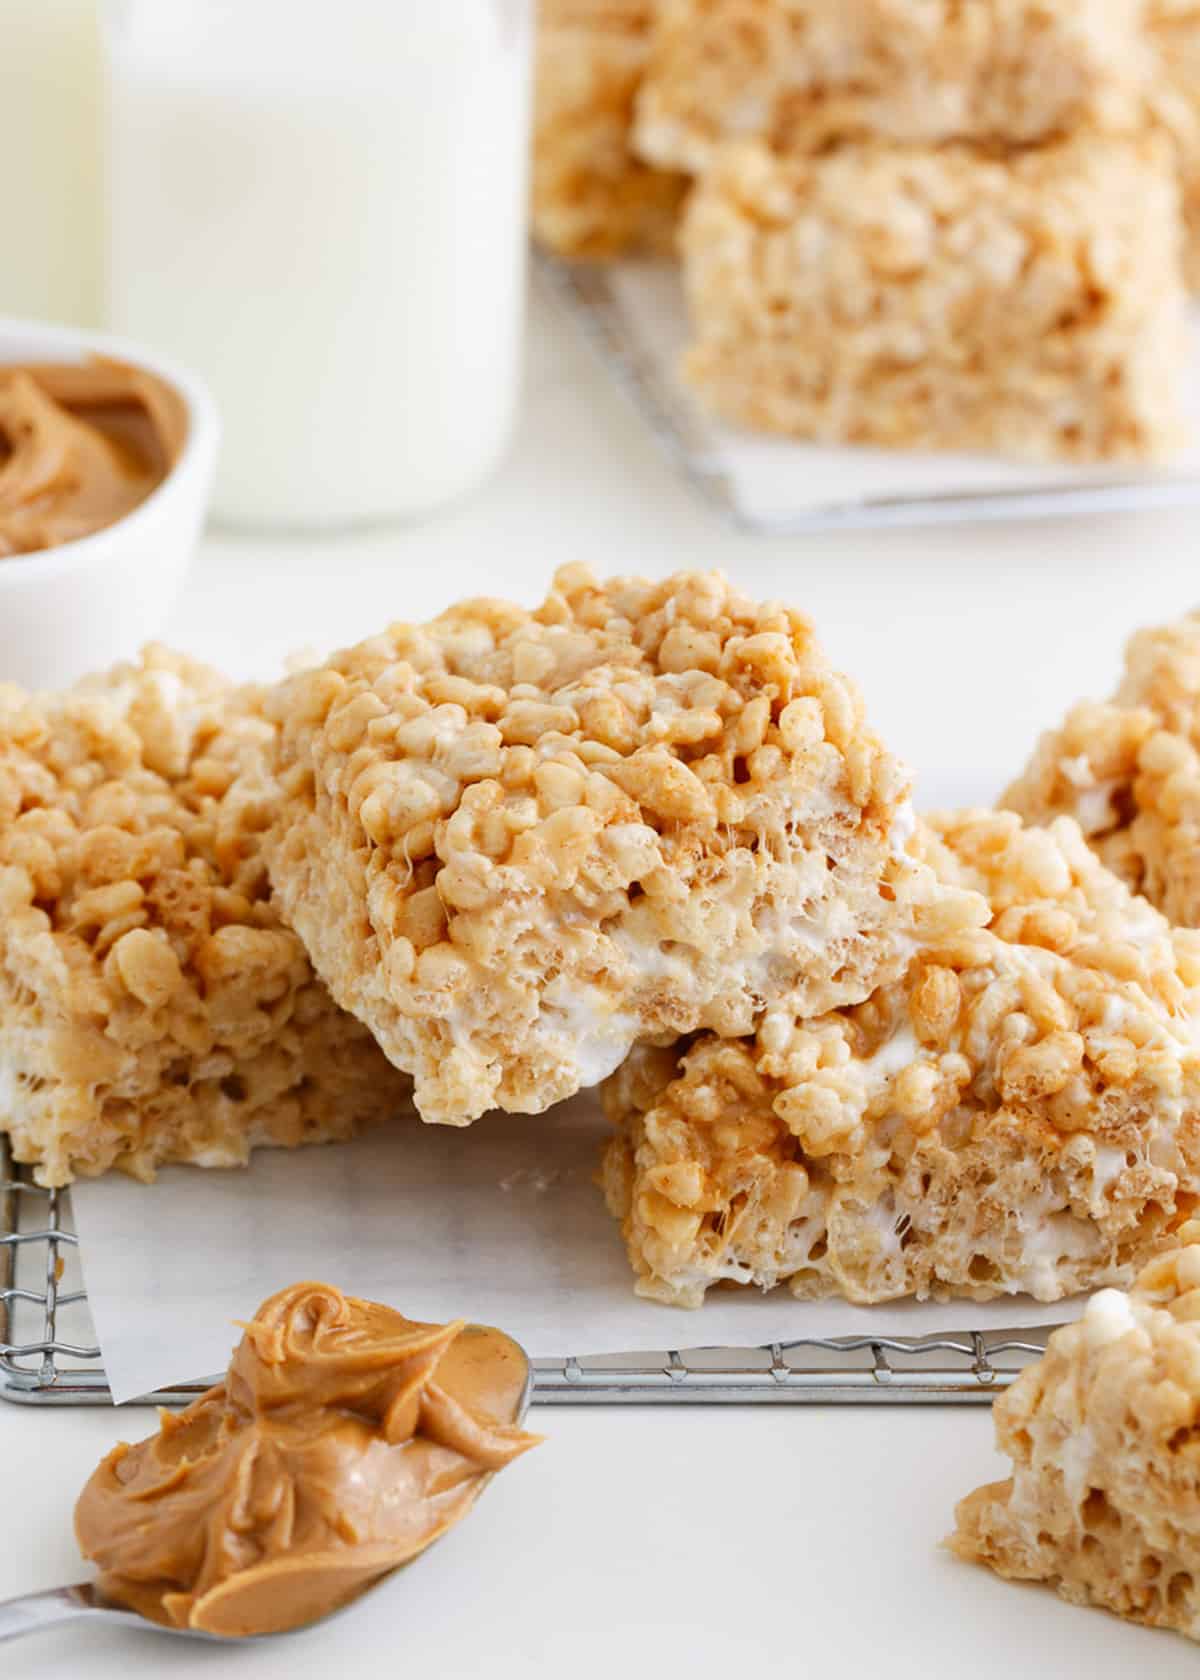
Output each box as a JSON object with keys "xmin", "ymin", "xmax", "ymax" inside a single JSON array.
[
  {"xmin": 531, "ymin": 0, "xmax": 1200, "ymax": 469},
  {"xmin": 104, "ymin": 0, "xmax": 533, "ymax": 529},
  {"xmin": 0, "ymin": 0, "xmax": 102, "ymax": 326},
  {"xmin": 633, "ymin": 0, "xmax": 1152, "ymax": 171},
  {"xmin": 681, "ymin": 132, "xmax": 1186, "ymax": 463},
  {"xmin": 532, "ymin": 0, "xmax": 686, "ymax": 259},
  {"xmin": 1148, "ymin": 0, "xmax": 1200, "ymax": 289}
]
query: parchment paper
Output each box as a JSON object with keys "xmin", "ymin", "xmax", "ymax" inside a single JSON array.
[
  {"xmin": 603, "ymin": 264, "xmax": 1200, "ymax": 526},
  {"xmin": 72, "ymin": 1093, "xmax": 1081, "ymax": 1404},
  {"xmin": 70, "ymin": 764, "xmax": 1079, "ymax": 1403}
]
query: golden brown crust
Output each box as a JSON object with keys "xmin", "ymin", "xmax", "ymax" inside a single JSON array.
[
  {"xmin": 950, "ymin": 1223, "xmax": 1200, "ymax": 1641},
  {"xmin": 0, "ymin": 650, "xmax": 410, "ymax": 1187},
  {"xmin": 601, "ymin": 810, "xmax": 1200, "ymax": 1307},
  {"xmin": 635, "ymin": 0, "xmax": 1150, "ymax": 174},
  {"xmin": 265, "ymin": 565, "xmax": 975, "ymax": 1126},
  {"xmin": 679, "ymin": 134, "xmax": 1186, "ymax": 463},
  {"xmin": 533, "ymin": 0, "xmax": 686, "ymax": 259}
]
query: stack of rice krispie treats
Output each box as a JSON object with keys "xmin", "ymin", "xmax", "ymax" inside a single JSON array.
[
  {"xmin": 534, "ymin": 0, "xmax": 1200, "ymax": 463},
  {"xmin": 2, "ymin": 569, "xmax": 983, "ymax": 1194},
  {"xmin": 602, "ymin": 809, "xmax": 1200, "ymax": 1307},
  {"xmin": 9, "ymin": 571, "xmax": 1200, "ymax": 1328}
]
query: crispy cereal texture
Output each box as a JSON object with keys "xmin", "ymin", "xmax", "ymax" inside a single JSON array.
[
  {"xmin": 1004, "ymin": 612, "xmax": 1200, "ymax": 927},
  {"xmin": 1150, "ymin": 1, "xmax": 1200, "ymax": 289},
  {"xmin": 950, "ymin": 1226, "xmax": 1200, "ymax": 1642},
  {"xmin": 634, "ymin": 0, "xmax": 1150, "ymax": 175},
  {"xmin": 0, "ymin": 650, "xmax": 410, "ymax": 1187},
  {"xmin": 533, "ymin": 0, "xmax": 686, "ymax": 258},
  {"xmin": 680, "ymin": 134, "xmax": 1186, "ymax": 463},
  {"xmin": 264, "ymin": 566, "xmax": 976, "ymax": 1127},
  {"xmin": 600, "ymin": 810, "xmax": 1200, "ymax": 1307}
]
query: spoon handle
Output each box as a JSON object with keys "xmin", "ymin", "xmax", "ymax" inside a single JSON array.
[{"xmin": 0, "ymin": 1584, "xmax": 100, "ymax": 1643}]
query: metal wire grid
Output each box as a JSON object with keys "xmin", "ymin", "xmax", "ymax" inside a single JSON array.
[
  {"xmin": 538, "ymin": 252, "xmax": 1200, "ymax": 535},
  {"xmin": 0, "ymin": 1138, "xmax": 1056, "ymax": 1406}
]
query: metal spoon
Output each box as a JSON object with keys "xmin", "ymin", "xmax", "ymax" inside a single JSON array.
[{"xmin": 0, "ymin": 1348, "xmax": 533, "ymax": 1645}]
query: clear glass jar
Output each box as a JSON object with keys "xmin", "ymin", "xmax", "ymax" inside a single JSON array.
[{"xmin": 104, "ymin": 1, "xmax": 532, "ymax": 529}]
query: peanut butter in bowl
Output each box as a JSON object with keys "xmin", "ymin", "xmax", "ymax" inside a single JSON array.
[
  {"xmin": 0, "ymin": 358, "xmax": 187, "ymax": 558},
  {"xmin": 73, "ymin": 1283, "xmax": 541, "ymax": 1639}
]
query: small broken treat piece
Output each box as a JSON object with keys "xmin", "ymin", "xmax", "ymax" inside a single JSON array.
[
  {"xmin": 75, "ymin": 1282, "xmax": 540, "ymax": 1638},
  {"xmin": 265, "ymin": 565, "xmax": 976, "ymax": 1126},
  {"xmin": 1149, "ymin": 1, "xmax": 1200, "ymax": 290},
  {"xmin": 634, "ymin": 0, "xmax": 1149, "ymax": 176},
  {"xmin": 533, "ymin": 0, "xmax": 686, "ymax": 258},
  {"xmin": 0, "ymin": 649, "xmax": 409, "ymax": 1187},
  {"xmin": 950, "ymin": 1227, "xmax": 1200, "ymax": 1642},
  {"xmin": 680, "ymin": 134, "xmax": 1186, "ymax": 463},
  {"xmin": 601, "ymin": 810, "xmax": 1200, "ymax": 1307},
  {"xmin": 1004, "ymin": 612, "xmax": 1200, "ymax": 926}
]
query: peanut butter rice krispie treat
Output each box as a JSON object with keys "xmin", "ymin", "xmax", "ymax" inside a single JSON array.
[
  {"xmin": 0, "ymin": 650, "xmax": 410, "ymax": 1187},
  {"xmin": 634, "ymin": 0, "xmax": 1149, "ymax": 175},
  {"xmin": 1005, "ymin": 613, "xmax": 1200, "ymax": 926},
  {"xmin": 951, "ymin": 1228, "xmax": 1200, "ymax": 1642},
  {"xmin": 600, "ymin": 810, "xmax": 1200, "ymax": 1307},
  {"xmin": 264, "ymin": 566, "xmax": 978, "ymax": 1127},
  {"xmin": 1150, "ymin": 1, "xmax": 1200, "ymax": 289},
  {"xmin": 533, "ymin": 0, "xmax": 685, "ymax": 258},
  {"xmin": 680, "ymin": 134, "xmax": 1186, "ymax": 463}
]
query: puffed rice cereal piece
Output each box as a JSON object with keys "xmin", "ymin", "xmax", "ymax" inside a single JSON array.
[
  {"xmin": 634, "ymin": 0, "xmax": 1149, "ymax": 175},
  {"xmin": 679, "ymin": 133, "xmax": 1186, "ymax": 463},
  {"xmin": 264, "ymin": 566, "xmax": 978, "ymax": 1126},
  {"xmin": 533, "ymin": 0, "xmax": 685, "ymax": 258},
  {"xmin": 950, "ymin": 1222, "xmax": 1200, "ymax": 1642},
  {"xmin": 600, "ymin": 810, "xmax": 1200, "ymax": 1307},
  {"xmin": 0, "ymin": 650, "xmax": 410, "ymax": 1187},
  {"xmin": 1004, "ymin": 611, "xmax": 1200, "ymax": 925}
]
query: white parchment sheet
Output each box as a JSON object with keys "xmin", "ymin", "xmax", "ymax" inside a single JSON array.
[
  {"xmin": 72, "ymin": 1095, "xmax": 1081, "ymax": 1404},
  {"xmin": 71, "ymin": 766, "xmax": 1071, "ymax": 1404}
]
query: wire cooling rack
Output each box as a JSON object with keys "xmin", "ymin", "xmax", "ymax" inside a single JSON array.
[
  {"xmin": 0, "ymin": 1139, "xmax": 1054, "ymax": 1406},
  {"xmin": 538, "ymin": 252, "xmax": 1200, "ymax": 535}
]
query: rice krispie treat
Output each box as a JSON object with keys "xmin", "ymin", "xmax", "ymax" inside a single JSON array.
[
  {"xmin": 951, "ymin": 1227, "xmax": 1200, "ymax": 1642},
  {"xmin": 533, "ymin": 0, "xmax": 685, "ymax": 258},
  {"xmin": 1150, "ymin": 1, "xmax": 1200, "ymax": 289},
  {"xmin": 0, "ymin": 650, "xmax": 410, "ymax": 1187},
  {"xmin": 634, "ymin": 0, "xmax": 1149, "ymax": 175},
  {"xmin": 680, "ymin": 134, "xmax": 1186, "ymax": 463},
  {"xmin": 600, "ymin": 810, "xmax": 1200, "ymax": 1307},
  {"xmin": 1004, "ymin": 613, "xmax": 1200, "ymax": 926},
  {"xmin": 264, "ymin": 566, "xmax": 981, "ymax": 1127}
]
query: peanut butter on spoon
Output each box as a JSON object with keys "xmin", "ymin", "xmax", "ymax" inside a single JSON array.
[
  {"xmin": 0, "ymin": 359, "xmax": 186, "ymax": 558},
  {"xmin": 74, "ymin": 1283, "xmax": 540, "ymax": 1639}
]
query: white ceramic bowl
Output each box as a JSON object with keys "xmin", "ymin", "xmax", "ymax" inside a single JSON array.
[{"xmin": 0, "ymin": 317, "xmax": 219, "ymax": 692}]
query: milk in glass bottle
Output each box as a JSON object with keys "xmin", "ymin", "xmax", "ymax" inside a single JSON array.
[{"xmin": 104, "ymin": 1, "xmax": 533, "ymax": 528}]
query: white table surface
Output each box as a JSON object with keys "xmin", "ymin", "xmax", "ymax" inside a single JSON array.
[{"xmin": 5, "ymin": 281, "xmax": 1200, "ymax": 1677}]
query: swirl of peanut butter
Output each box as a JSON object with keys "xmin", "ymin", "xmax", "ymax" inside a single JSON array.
[
  {"xmin": 74, "ymin": 1282, "xmax": 540, "ymax": 1638},
  {"xmin": 0, "ymin": 360, "xmax": 186, "ymax": 558}
]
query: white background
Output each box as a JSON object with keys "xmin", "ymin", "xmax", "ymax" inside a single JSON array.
[{"xmin": 3, "ymin": 281, "xmax": 1200, "ymax": 1675}]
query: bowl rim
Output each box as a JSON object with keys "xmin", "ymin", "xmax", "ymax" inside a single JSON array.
[{"xmin": 0, "ymin": 315, "xmax": 220, "ymax": 588}]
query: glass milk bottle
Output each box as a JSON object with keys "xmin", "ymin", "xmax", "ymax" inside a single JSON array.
[
  {"xmin": 0, "ymin": 0, "xmax": 102, "ymax": 325},
  {"xmin": 104, "ymin": 1, "xmax": 532, "ymax": 528}
]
